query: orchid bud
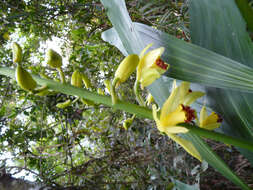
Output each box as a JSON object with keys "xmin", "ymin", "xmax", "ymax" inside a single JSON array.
[
  {"xmin": 12, "ymin": 42, "xmax": 22, "ymax": 63},
  {"xmin": 15, "ymin": 65, "xmax": 37, "ymax": 91},
  {"xmin": 71, "ymin": 70, "xmax": 82, "ymax": 88},
  {"xmin": 3, "ymin": 32, "xmax": 10, "ymax": 40},
  {"xmin": 82, "ymin": 74, "xmax": 91, "ymax": 89},
  {"xmin": 46, "ymin": 49, "xmax": 62, "ymax": 68},
  {"xmin": 56, "ymin": 100, "xmax": 72, "ymax": 109},
  {"xmin": 114, "ymin": 54, "xmax": 139, "ymax": 85}
]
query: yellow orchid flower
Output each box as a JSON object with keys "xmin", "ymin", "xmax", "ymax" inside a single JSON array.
[
  {"xmin": 198, "ymin": 106, "xmax": 222, "ymax": 130},
  {"xmin": 152, "ymin": 81, "xmax": 205, "ymax": 161},
  {"xmin": 137, "ymin": 44, "xmax": 169, "ymax": 89}
]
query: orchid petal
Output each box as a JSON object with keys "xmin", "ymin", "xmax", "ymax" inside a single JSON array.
[
  {"xmin": 172, "ymin": 80, "xmax": 177, "ymax": 90},
  {"xmin": 161, "ymin": 105, "xmax": 185, "ymax": 127},
  {"xmin": 199, "ymin": 106, "xmax": 208, "ymax": 126},
  {"xmin": 161, "ymin": 86, "xmax": 181, "ymax": 118},
  {"xmin": 203, "ymin": 112, "xmax": 219, "ymax": 125},
  {"xmin": 140, "ymin": 69, "xmax": 160, "ymax": 88},
  {"xmin": 142, "ymin": 47, "xmax": 164, "ymax": 68},
  {"xmin": 202, "ymin": 123, "xmax": 221, "ymax": 130},
  {"xmin": 139, "ymin": 43, "xmax": 153, "ymax": 59},
  {"xmin": 180, "ymin": 82, "xmax": 190, "ymax": 102},
  {"xmin": 152, "ymin": 104, "xmax": 165, "ymax": 132},
  {"xmin": 183, "ymin": 91, "xmax": 205, "ymax": 106},
  {"xmin": 167, "ymin": 133, "xmax": 202, "ymax": 161},
  {"xmin": 165, "ymin": 126, "xmax": 189, "ymax": 133}
]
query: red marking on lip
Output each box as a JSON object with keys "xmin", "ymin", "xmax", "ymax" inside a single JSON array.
[
  {"xmin": 181, "ymin": 104, "xmax": 196, "ymax": 123},
  {"xmin": 217, "ymin": 114, "xmax": 223, "ymax": 123},
  {"xmin": 155, "ymin": 58, "xmax": 168, "ymax": 70}
]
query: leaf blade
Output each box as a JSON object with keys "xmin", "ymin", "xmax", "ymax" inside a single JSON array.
[
  {"xmin": 189, "ymin": 0, "xmax": 253, "ymax": 164},
  {"xmin": 102, "ymin": 22, "xmax": 253, "ymax": 93}
]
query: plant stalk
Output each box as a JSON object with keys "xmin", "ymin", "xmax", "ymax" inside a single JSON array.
[
  {"xmin": 134, "ymin": 80, "xmax": 145, "ymax": 106},
  {"xmin": 1, "ymin": 66, "xmax": 253, "ymax": 152},
  {"xmin": 180, "ymin": 123, "xmax": 253, "ymax": 152},
  {"xmin": 0, "ymin": 67, "xmax": 152, "ymax": 119}
]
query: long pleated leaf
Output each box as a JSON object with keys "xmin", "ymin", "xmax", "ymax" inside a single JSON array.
[
  {"xmin": 100, "ymin": 0, "xmax": 144, "ymax": 54},
  {"xmin": 103, "ymin": 21, "xmax": 253, "ymax": 163},
  {"xmin": 184, "ymin": 133, "xmax": 251, "ymax": 190},
  {"xmin": 100, "ymin": 0, "xmax": 250, "ymax": 189},
  {"xmin": 189, "ymin": 0, "xmax": 253, "ymax": 165},
  {"xmin": 102, "ymin": 23, "xmax": 253, "ymax": 93}
]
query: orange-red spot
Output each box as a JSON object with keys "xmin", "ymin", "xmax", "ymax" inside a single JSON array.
[
  {"xmin": 217, "ymin": 114, "xmax": 223, "ymax": 123},
  {"xmin": 155, "ymin": 58, "xmax": 168, "ymax": 70},
  {"xmin": 181, "ymin": 104, "xmax": 195, "ymax": 123}
]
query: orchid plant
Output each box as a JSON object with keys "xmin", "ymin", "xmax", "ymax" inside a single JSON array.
[{"xmin": 1, "ymin": 0, "xmax": 253, "ymax": 189}]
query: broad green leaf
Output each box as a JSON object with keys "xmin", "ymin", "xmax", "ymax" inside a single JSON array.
[
  {"xmin": 100, "ymin": 0, "xmax": 251, "ymax": 189},
  {"xmin": 102, "ymin": 23, "xmax": 253, "ymax": 93},
  {"xmin": 100, "ymin": 0, "xmax": 144, "ymax": 54},
  {"xmin": 189, "ymin": 0, "xmax": 253, "ymax": 164},
  {"xmin": 184, "ymin": 133, "xmax": 251, "ymax": 190}
]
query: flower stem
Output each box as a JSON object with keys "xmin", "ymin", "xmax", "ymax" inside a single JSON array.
[
  {"xmin": 33, "ymin": 85, "xmax": 48, "ymax": 93},
  {"xmin": 1, "ymin": 66, "xmax": 253, "ymax": 152},
  {"xmin": 111, "ymin": 78, "xmax": 119, "ymax": 105},
  {"xmin": 134, "ymin": 80, "xmax": 145, "ymax": 106},
  {"xmin": 0, "ymin": 67, "xmax": 152, "ymax": 119},
  {"xmin": 57, "ymin": 67, "xmax": 66, "ymax": 84},
  {"xmin": 180, "ymin": 123, "xmax": 253, "ymax": 152}
]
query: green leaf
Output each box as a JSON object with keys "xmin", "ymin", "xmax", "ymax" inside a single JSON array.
[
  {"xmin": 102, "ymin": 23, "xmax": 253, "ymax": 93},
  {"xmin": 100, "ymin": 0, "xmax": 251, "ymax": 189},
  {"xmin": 184, "ymin": 133, "xmax": 251, "ymax": 190},
  {"xmin": 100, "ymin": 0, "xmax": 144, "ymax": 54},
  {"xmin": 235, "ymin": 0, "xmax": 253, "ymax": 32},
  {"xmin": 189, "ymin": 0, "xmax": 253, "ymax": 164}
]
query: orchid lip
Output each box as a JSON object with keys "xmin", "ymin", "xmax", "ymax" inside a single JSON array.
[
  {"xmin": 217, "ymin": 114, "xmax": 223, "ymax": 123},
  {"xmin": 155, "ymin": 58, "xmax": 168, "ymax": 70},
  {"xmin": 181, "ymin": 104, "xmax": 196, "ymax": 123}
]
